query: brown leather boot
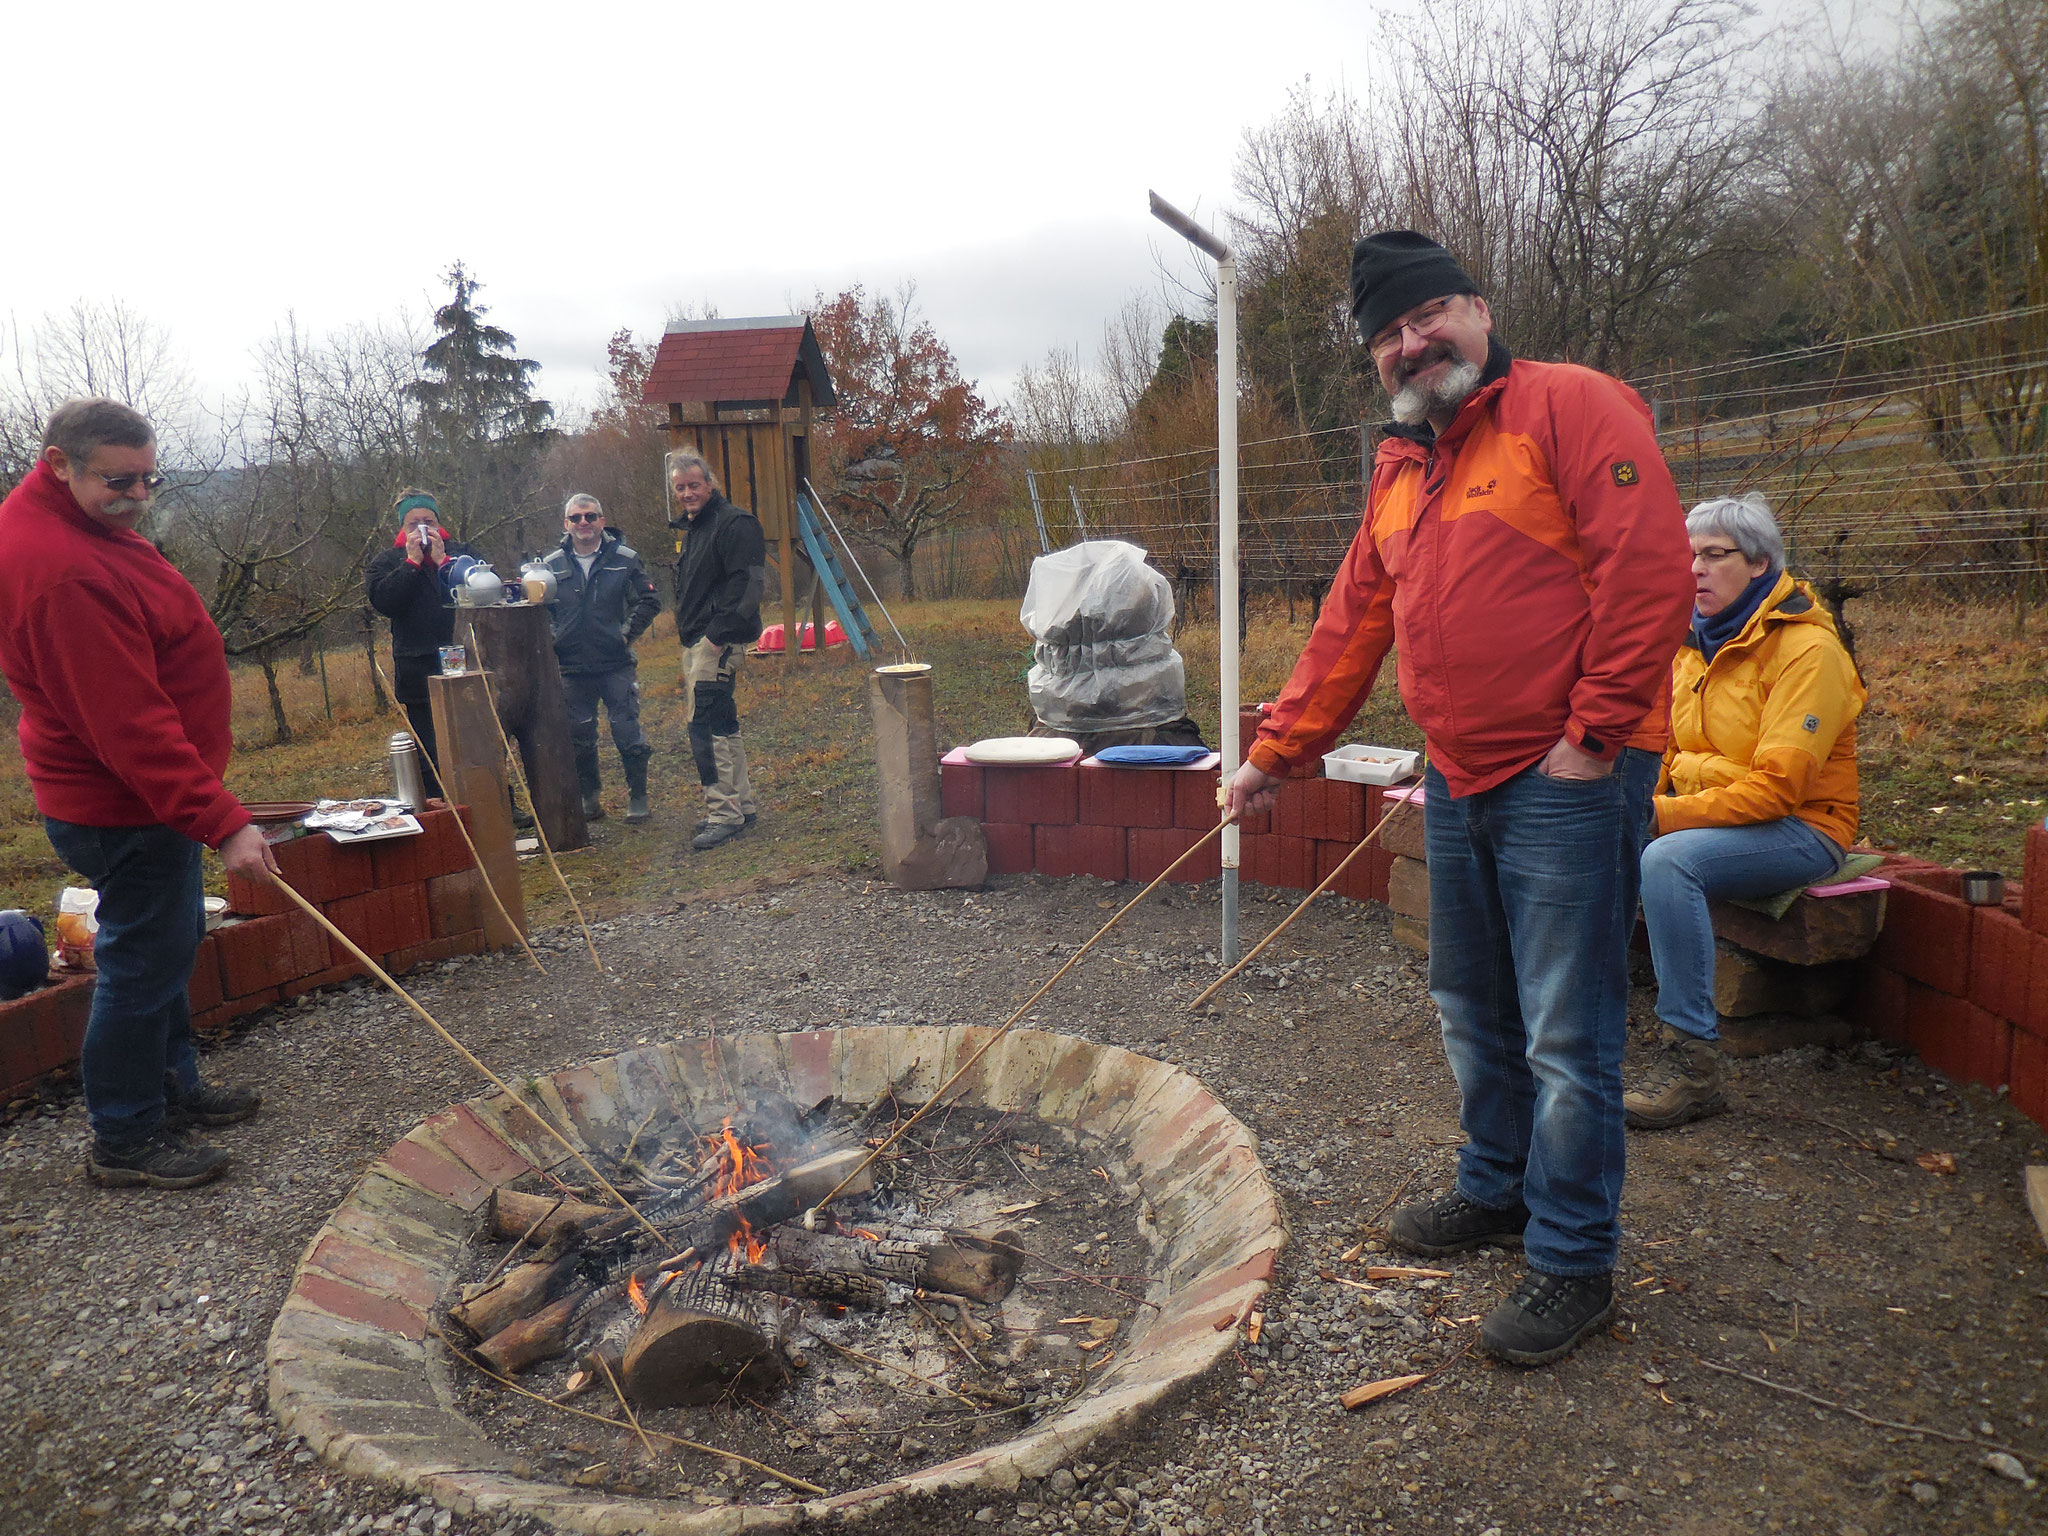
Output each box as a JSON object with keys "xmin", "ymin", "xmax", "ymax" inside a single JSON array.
[{"xmin": 1624, "ymin": 1029, "xmax": 1727, "ymax": 1130}]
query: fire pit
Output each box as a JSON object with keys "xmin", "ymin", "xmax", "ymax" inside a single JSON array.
[{"xmin": 267, "ymin": 1026, "xmax": 1283, "ymax": 1531}]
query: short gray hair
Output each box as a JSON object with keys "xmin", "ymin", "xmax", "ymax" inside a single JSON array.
[
  {"xmin": 1687, "ymin": 492, "xmax": 1783, "ymax": 571},
  {"xmin": 563, "ymin": 493, "xmax": 603, "ymax": 517},
  {"xmin": 43, "ymin": 397, "xmax": 154, "ymax": 464},
  {"xmin": 665, "ymin": 448, "xmax": 719, "ymax": 489}
]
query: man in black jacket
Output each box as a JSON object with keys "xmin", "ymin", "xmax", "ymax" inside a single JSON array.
[
  {"xmin": 667, "ymin": 450, "xmax": 765, "ymax": 851},
  {"xmin": 543, "ymin": 495, "xmax": 660, "ymax": 824},
  {"xmin": 364, "ymin": 490, "xmax": 476, "ymax": 793}
]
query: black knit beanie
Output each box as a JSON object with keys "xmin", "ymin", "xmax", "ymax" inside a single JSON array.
[{"xmin": 1351, "ymin": 231, "xmax": 1480, "ymax": 342}]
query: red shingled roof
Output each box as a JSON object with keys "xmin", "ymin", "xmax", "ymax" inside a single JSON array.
[{"xmin": 640, "ymin": 317, "xmax": 835, "ymax": 408}]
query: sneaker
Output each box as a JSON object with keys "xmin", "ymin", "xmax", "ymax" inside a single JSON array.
[
  {"xmin": 1624, "ymin": 1030, "xmax": 1726, "ymax": 1130},
  {"xmin": 1388, "ymin": 1190, "xmax": 1529, "ymax": 1256},
  {"xmin": 691, "ymin": 821, "xmax": 747, "ymax": 851},
  {"xmin": 165, "ymin": 1081, "xmax": 261, "ymax": 1129},
  {"xmin": 1480, "ymin": 1269, "xmax": 1615, "ymax": 1365},
  {"xmin": 87, "ymin": 1129, "xmax": 230, "ymax": 1190}
]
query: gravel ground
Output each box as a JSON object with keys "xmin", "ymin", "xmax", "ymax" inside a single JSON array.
[{"xmin": 2, "ymin": 871, "xmax": 2045, "ymax": 1536}]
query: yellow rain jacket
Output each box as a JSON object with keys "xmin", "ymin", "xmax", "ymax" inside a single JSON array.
[{"xmin": 1656, "ymin": 571, "xmax": 1864, "ymax": 849}]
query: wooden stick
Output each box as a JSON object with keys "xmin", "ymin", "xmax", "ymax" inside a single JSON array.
[
  {"xmin": 1189, "ymin": 777, "xmax": 1425, "ymax": 1011},
  {"xmin": 478, "ymin": 1196, "xmax": 563, "ymax": 1287},
  {"xmin": 596, "ymin": 1350, "xmax": 661, "ymax": 1464},
  {"xmin": 264, "ymin": 870, "xmax": 669, "ymax": 1251},
  {"xmin": 1695, "ymin": 1358, "xmax": 2035, "ymax": 1459},
  {"xmin": 370, "ymin": 651, "xmax": 546, "ymax": 974},
  {"xmin": 434, "ymin": 1328, "xmax": 826, "ymax": 1496},
  {"xmin": 464, "ymin": 629, "xmax": 603, "ymax": 973},
  {"xmin": 802, "ymin": 814, "xmax": 1237, "ymax": 1220}
]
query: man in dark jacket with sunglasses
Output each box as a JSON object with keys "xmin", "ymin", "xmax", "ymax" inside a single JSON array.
[{"xmin": 543, "ymin": 494, "xmax": 660, "ymax": 823}]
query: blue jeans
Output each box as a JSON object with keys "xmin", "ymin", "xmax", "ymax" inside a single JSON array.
[
  {"xmin": 1425, "ymin": 756, "xmax": 1641, "ymax": 1277},
  {"xmin": 42, "ymin": 819, "xmax": 206, "ymax": 1144},
  {"xmin": 1641, "ymin": 818, "xmax": 1842, "ymax": 1042}
]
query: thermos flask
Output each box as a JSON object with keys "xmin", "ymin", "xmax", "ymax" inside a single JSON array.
[{"xmin": 390, "ymin": 732, "xmax": 429, "ymax": 808}]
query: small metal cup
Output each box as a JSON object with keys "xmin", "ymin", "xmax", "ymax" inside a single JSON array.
[{"xmin": 1961, "ymin": 870, "xmax": 2005, "ymax": 906}]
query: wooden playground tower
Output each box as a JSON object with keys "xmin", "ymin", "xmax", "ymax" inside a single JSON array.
[{"xmin": 640, "ymin": 315, "xmax": 838, "ymax": 652}]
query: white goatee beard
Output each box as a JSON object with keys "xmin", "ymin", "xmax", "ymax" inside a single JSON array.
[{"xmin": 1391, "ymin": 357, "xmax": 1483, "ymax": 426}]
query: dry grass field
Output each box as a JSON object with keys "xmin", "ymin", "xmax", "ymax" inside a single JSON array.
[{"xmin": 0, "ymin": 594, "xmax": 2038, "ymax": 925}]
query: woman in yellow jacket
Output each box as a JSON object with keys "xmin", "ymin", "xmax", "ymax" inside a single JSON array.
[{"xmin": 1626, "ymin": 493, "xmax": 1865, "ymax": 1130}]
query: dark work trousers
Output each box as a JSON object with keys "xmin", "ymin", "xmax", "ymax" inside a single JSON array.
[
  {"xmin": 42, "ymin": 819, "xmax": 206, "ymax": 1145},
  {"xmin": 562, "ymin": 664, "xmax": 652, "ymax": 794}
]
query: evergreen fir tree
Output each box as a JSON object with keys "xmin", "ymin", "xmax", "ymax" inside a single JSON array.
[{"xmin": 409, "ymin": 262, "xmax": 554, "ymax": 546}]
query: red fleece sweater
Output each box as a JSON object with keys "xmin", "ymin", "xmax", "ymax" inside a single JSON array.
[{"xmin": 0, "ymin": 462, "xmax": 249, "ymax": 847}]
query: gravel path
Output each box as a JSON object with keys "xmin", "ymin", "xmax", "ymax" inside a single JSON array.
[{"xmin": 2, "ymin": 873, "xmax": 2044, "ymax": 1536}]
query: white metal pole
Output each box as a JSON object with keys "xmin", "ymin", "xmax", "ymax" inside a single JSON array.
[
  {"xmin": 1147, "ymin": 191, "xmax": 1239, "ymax": 968},
  {"xmin": 1216, "ymin": 254, "xmax": 1240, "ymax": 966}
]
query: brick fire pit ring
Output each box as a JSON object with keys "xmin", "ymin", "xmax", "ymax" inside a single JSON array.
[{"xmin": 267, "ymin": 1026, "xmax": 1284, "ymax": 1531}]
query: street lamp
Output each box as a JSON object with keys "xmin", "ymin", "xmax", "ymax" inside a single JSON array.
[{"xmin": 1148, "ymin": 191, "xmax": 1240, "ymax": 966}]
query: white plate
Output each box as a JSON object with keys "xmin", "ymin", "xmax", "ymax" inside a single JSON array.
[{"xmin": 963, "ymin": 736, "xmax": 1081, "ymax": 766}]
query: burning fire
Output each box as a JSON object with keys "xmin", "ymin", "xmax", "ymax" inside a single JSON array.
[
  {"xmin": 626, "ymin": 1273, "xmax": 648, "ymax": 1314},
  {"xmin": 706, "ymin": 1117, "xmax": 772, "ymax": 1264}
]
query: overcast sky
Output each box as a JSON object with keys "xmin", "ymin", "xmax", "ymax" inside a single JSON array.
[
  {"xmin": 6, "ymin": 0, "xmax": 1409, "ymax": 418},
  {"xmin": 7, "ymin": 0, "xmax": 1865, "ymax": 418}
]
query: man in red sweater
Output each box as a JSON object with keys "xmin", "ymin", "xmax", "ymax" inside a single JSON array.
[
  {"xmin": 0, "ymin": 399, "xmax": 278, "ymax": 1190},
  {"xmin": 1228, "ymin": 234, "xmax": 1693, "ymax": 1365}
]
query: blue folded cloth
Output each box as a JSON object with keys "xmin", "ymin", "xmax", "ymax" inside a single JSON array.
[{"xmin": 1094, "ymin": 745, "xmax": 1211, "ymax": 766}]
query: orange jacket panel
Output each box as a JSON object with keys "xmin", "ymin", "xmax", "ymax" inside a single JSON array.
[{"xmin": 1250, "ymin": 347, "xmax": 1693, "ymax": 797}]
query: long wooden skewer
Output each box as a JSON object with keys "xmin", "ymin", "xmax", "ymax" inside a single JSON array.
[
  {"xmin": 1187, "ymin": 773, "xmax": 1426, "ymax": 1012},
  {"xmin": 802, "ymin": 813, "xmax": 1237, "ymax": 1223},
  {"xmin": 369, "ymin": 652, "xmax": 546, "ymax": 975},
  {"xmin": 264, "ymin": 870, "xmax": 667, "ymax": 1249},
  {"xmin": 463, "ymin": 629, "xmax": 604, "ymax": 973},
  {"xmin": 434, "ymin": 1328, "xmax": 825, "ymax": 1495}
]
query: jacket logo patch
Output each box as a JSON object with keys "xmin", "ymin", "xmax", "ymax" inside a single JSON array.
[
  {"xmin": 1463, "ymin": 478, "xmax": 1497, "ymax": 500},
  {"xmin": 1610, "ymin": 460, "xmax": 1639, "ymax": 486},
  {"xmin": 1803, "ymin": 714, "xmax": 1820, "ymax": 733}
]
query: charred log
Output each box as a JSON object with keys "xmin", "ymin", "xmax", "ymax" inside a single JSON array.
[
  {"xmin": 475, "ymin": 1286, "xmax": 588, "ymax": 1375},
  {"xmin": 620, "ymin": 1265, "xmax": 784, "ymax": 1409}
]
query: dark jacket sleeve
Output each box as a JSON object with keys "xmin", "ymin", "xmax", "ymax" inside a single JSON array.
[
  {"xmin": 705, "ymin": 513, "xmax": 768, "ymax": 645},
  {"xmin": 366, "ymin": 544, "xmax": 431, "ymax": 619},
  {"xmin": 623, "ymin": 549, "xmax": 660, "ymax": 641}
]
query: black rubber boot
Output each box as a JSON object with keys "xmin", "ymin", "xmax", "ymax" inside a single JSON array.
[
  {"xmin": 1388, "ymin": 1190, "xmax": 1530, "ymax": 1256},
  {"xmin": 623, "ymin": 753, "xmax": 651, "ymax": 825},
  {"xmin": 575, "ymin": 747, "xmax": 604, "ymax": 821},
  {"xmin": 1480, "ymin": 1270, "xmax": 1616, "ymax": 1365}
]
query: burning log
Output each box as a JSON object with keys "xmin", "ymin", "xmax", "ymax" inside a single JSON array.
[
  {"xmin": 724, "ymin": 1226, "xmax": 1022, "ymax": 1308},
  {"xmin": 670, "ymin": 1146, "xmax": 873, "ymax": 1255},
  {"xmin": 475, "ymin": 1286, "xmax": 588, "ymax": 1374},
  {"xmin": 620, "ymin": 1264, "xmax": 784, "ymax": 1409},
  {"xmin": 450, "ymin": 1240, "xmax": 583, "ymax": 1340},
  {"xmin": 485, "ymin": 1188, "xmax": 612, "ymax": 1244}
]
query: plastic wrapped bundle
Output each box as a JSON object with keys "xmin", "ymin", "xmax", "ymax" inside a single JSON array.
[{"xmin": 1021, "ymin": 540, "xmax": 1187, "ymax": 731}]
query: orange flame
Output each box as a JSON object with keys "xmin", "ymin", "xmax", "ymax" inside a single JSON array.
[
  {"xmin": 702, "ymin": 1116, "xmax": 773, "ymax": 1263},
  {"xmin": 627, "ymin": 1274, "xmax": 648, "ymax": 1314}
]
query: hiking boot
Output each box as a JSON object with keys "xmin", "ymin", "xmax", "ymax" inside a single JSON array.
[
  {"xmin": 1624, "ymin": 1029, "xmax": 1726, "ymax": 1130},
  {"xmin": 1480, "ymin": 1269, "xmax": 1615, "ymax": 1365},
  {"xmin": 691, "ymin": 821, "xmax": 747, "ymax": 851},
  {"xmin": 164, "ymin": 1080, "xmax": 261, "ymax": 1130},
  {"xmin": 1388, "ymin": 1190, "xmax": 1529, "ymax": 1257},
  {"xmin": 693, "ymin": 812, "xmax": 756, "ymax": 834},
  {"xmin": 581, "ymin": 790, "xmax": 606, "ymax": 821},
  {"xmin": 87, "ymin": 1129, "xmax": 230, "ymax": 1190},
  {"xmin": 625, "ymin": 793, "xmax": 651, "ymax": 825}
]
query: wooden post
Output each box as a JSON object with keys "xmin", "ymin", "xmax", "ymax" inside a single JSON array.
[
  {"xmin": 457, "ymin": 604, "xmax": 587, "ymax": 852},
  {"xmin": 427, "ymin": 671, "xmax": 527, "ymax": 950},
  {"xmin": 798, "ymin": 379, "xmax": 825, "ymax": 657},
  {"xmin": 869, "ymin": 663, "xmax": 983, "ymax": 889},
  {"xmin": 776, "ymin": 411, "xmax": 798, "ymax": 656}
]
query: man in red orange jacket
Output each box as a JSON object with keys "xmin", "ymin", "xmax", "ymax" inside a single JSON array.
[
  {"xmin": 1228, "ymin": 233, "xmax": 1693, "ymax": 1365},
  {"xmin": 0, "ymin": 399, "xmax": 275, "ymax": 1191}
]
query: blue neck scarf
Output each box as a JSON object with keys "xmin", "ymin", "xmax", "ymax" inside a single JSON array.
[{"xmin": 1693, "ymin": 568, "xmax": 1779, "ymax": 663}]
